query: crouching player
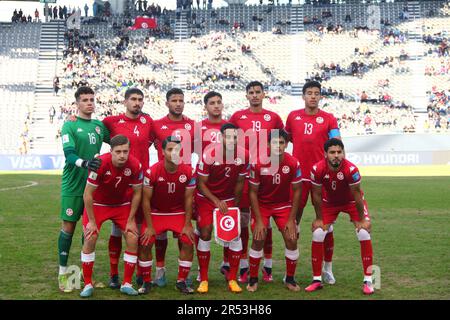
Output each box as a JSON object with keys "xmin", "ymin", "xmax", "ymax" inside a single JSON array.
[
  {"xmin": 80, "ymin": 135, "xmax": 143, "ymax": 298},
  {"xmin": 195, "ymin": 123, "xmax": 248, "ymax": 294},
  {"xmin": 247, "ymin": 130, "xmax": 302, "ymax": 292},
  {"xmin": 138, "ymin": 136, "xmax": 196, "ymax": 294},
  {"xmin": 305, "ymin": 138, "xmax": 374, "ymax": 295}
]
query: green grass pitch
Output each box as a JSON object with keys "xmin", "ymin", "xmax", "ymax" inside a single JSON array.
[{"xmin": 0, "ymin": 173, "xmax": 449, "ymax": 300}]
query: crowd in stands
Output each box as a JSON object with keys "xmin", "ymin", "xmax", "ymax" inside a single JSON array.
[
  {"xmin": 11, "ymin": 8, "xmax": 40, "ymax": 23},
  {"xmin": 426, "ymin": 87, "xmax": 450, "ymax": 131}
]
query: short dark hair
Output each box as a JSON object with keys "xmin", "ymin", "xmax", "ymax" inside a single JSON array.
[
  {"xmin": 125, "ymin": 88, "xmax": 144, "ymax": 99},
  {"xmin": 110, "ymin": 134, "xmax": 130, "ymax": 149},
  {"xmin": 302, "ymin": 81, "xmax": 322, "ymax": 95},
  {"xmin": 268, "ymin": 129, "xmax": 289, "ymax": 143},
  {"xmin": 324, "ymin": 138, "xmax": 344, "ymax": 152},
  {"xmin": 245, "ymin": 81, "xmax": 264, "ymax": 93},
  {"xmin": 166, "ymin": 88, "xmax": 184, "ymax": 101},
  {"xmin": 204, "ymin": 91, "xmax": 222, "ymax": 105},
  {"xmin": 162, "ymin": 136, "xmax": 181, "ymax": 150},
  {"xmin": 75, "ymin": 86, "xmax": 94, "ymax": 101},
  {"xmin": 220, "ymin": 123, "xmax": 238, "ymax": 134}
]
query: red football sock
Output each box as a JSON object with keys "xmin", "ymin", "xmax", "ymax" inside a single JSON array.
[
  {"xmin": 197, "ymin": 250, "xmax": 210, "ymax": 281},
  {"xmin": 177, "ymin": 260, "xmax": 192, "ymax": 282},
  {"xmin": 138, "ymin": 260, "xmax": 153, "ymax": 283},
  {"xmin": 108, "ymin": 235, "xmax": 122, "ymax": 277},
  {"xmin": 123, "ymin": 251, "xmax": 137, "ymax": 285},
  {"xmin": 285, "ymin": 257, "xmax": 297, "ymax": 277},
  {"xmin": 324, "ymin": 232, "xmax": 334, "ymax": 262},
  {"xmin": 264, "ymin": 227, "xmax": 273, "ymax": 259},
  {"xmin": 360, "ymin": 240, "xmax": 373, "ymax": 276},
  {"xmin": 312, "ymin": 241, "xmax": 324, "ymax": 277},
  {"xmin": 249, "ymin": 254, "xmax": 262, "ymax": 279},
  {"xmin": 81, "ymin": 252, "xmax": 95, "ymax": 286},
  {"xmin": 223, "ymin": 246, "xmax": 229, "ymax": 264},
  {"xmin": 155, "ymin": 238, "xmax": 168, "ymax": 267},
  {"xmin": 228, "ymin": 249, "xmax": 241, "ymax": 281}
]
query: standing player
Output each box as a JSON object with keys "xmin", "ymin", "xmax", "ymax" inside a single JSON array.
[
  {"xmin": 194, "ymin": 91, "xmax": 230, "ymax": 277},
  {"xmin": 246, "ymin": 130, "xmax": 302, "ymax": 292},
  {"xmin": 284, "ymin": 81, "xmax": 341, "ymax": 285},
  {"xmin": 57, "ymin": 86, "xmax": 109, "ymax": 292},
  {"xmin": 195, "ymin": 123, "xmax": 248, "ymax": 294},
  {"xmin": 80, "ymin": 135, "xmax": 143, "ymax": 298},
  {"xmin": 138, "ymin": 136, "xmax": 196, "ymax": 294},
  {"xmin": 151, "ymin": 88, "xmax": 196, "ymax": 287},
  {"xmin": 305, "ymin": 139, "xmax": 374, "ymax": 295},
  {"xmin": 102, "ymin": 88, "xmax": 154, "ymax": 289},
  {"xmin": 229, "ymin": 81, "xmax": 284, "ymax": 283}
]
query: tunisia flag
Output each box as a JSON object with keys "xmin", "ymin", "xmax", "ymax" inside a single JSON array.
[
  {"xmin": 214, "ymin": 207, "xmax": 241, "ymax": 245},
  {"xmin": 129, "ymin": 16, "xmax": 157, "ymax": 30}
]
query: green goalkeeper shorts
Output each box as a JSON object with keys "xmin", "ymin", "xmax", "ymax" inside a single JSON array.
[{"xmin": 60, "ymin": 196, "xmax": 84, "ymax": 222}]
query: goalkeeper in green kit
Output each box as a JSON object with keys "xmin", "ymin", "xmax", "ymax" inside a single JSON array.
[{"xmin": 57, "ymin": 86, "xmax": 110, "ymax": 292}]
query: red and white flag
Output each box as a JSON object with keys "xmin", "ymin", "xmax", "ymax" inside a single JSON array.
[
  {"xmin": 214, "ymin": 207, "xmax": 241, "ymax": 245},
  {"xmin": 129, "ymin": 16, "xmax": 157, "ymax": 30}
]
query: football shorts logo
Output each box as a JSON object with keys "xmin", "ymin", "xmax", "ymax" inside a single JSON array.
[
  {"xmin": 220, "ymin": 216, "xmax": 235, "ymax": 232},
  {"xmin": 144, "ymin": 177, "xmax": 150, "ymax": 186},
  {"xmin": 66, "ymin": 208, "xmax": 73, "ymax": 217},
  {"xmin": 95, "ymin": 126, "xmax": 101, "ymax": 134},
  {"xmin": 264, "ymin": 114, "xmax": 271, "ymax": 121},
  {"xmin": 185, "ymin": 123, "xmax": 192, "ymax": 130},
  {"xmin": 282, "ymin": 166, "xmax": 290, "ymax": 174},
  {"xmin": 124, "ymin": 168, "xmax": 132, "ymax": 176},
  {"xmin": 337, "ymin": 172, "xmax": 344, "ymax": 180},
  {"xmin": 140, "ymin": 117, "xmax": 147, "ymax": 124},
  {"xmin": 316, "ymin": 117, "xmax": 324, "ymax": 124},
  {"xmin": 179, "ymin": 174, "xmax": 187, "ymax": 183}
]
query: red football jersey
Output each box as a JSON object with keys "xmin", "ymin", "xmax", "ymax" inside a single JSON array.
[
  {"xmin": 249, "ymin": 152, "xmax": 302, "ymax": 208},
  {"xmin": 285, "ymin": 109, "xmax": 339, "ymax": 181},
  {"xmin": 196, "ymin": 146, "xmax": 249, "ymax": 201},
  {"xmin": 102, "ymin": 114, "xmax": 154, "ymax": 170},
  {"xmin": 143, "ymin": 160, "xmax": 196, "ymax": 215},
  {"xmin": 310, "ymin": 158, "xmax": 363, "ymax": 206},
  {"xmin": 152, "ymin": 115, "xmax": 195, "ymax": 163},
  {"xmin": 87, "ymin": 153, "xmax": 143, "ymax": 206},
  {"xmin": 228, "ymin": 108, "xmax": 284, "ymax": 164},
  {"xmin": 196, "ymin": 118, "xmax": 228, "ymax": 156}
]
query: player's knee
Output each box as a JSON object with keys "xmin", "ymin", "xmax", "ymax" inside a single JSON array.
[
  {"xmin": 156, "ymin": 232, "xmax": 168, "ymax": 241},
  {"xmin": 62, "ymin": 220, "xmax": 76, "ymax": 234},
  {"xmin": 110, "ymin": 223, "xmax": 122, "ymax": 237},
  {"xmin": 285, "ymin": 248, "xmax": 299, "ymax": 260},
  {"xmin": 312, "ymin": 228, "xmax": 328, "ymax": 242},
  {"xmin": 356, "ymin": 228, "xmax": 371, "ymax": 241},
  {"xmin": 229, "ymin": 238, "xmax": 243, "ymax": 252},
  {"xmin": 197, "ymin": 238, "xmax": 211, "ymax": 252},
  {"xmin": 200, "ymin": 226, "xmax": 212, "ymax": 240}
]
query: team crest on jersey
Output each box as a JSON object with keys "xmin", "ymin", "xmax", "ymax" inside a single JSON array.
[
  {"xmin": 282, "ymin": 166, "xmax": 290, "ymax": 174},
  {"xmin": 140, "ymin": 117, "xmax": 147, "ymax": 124},
  {"xmin": 66, "ymin": 208, "xmax": 73, "ymax": 217},
  {"xmin": 62, "ymin": 134, "xmax": 69, "ymax": 144},
  {"xmin": 185, "ymin": 123, "xmax": 192, "ymax": 130},
  {"xmin": 124, "ymin": 168, "xmax": 132, "ymax": 177},
  {"xmin": 95, "ymin": 126, "xmax": 101, "ymax": 135},
  {"xmin": 264, "ymin": 114, "xmax": 271, "ymax": 122},
  {"xmin": 337, "ymin": 172, "xmax": 344, "ymax": 180},
  {"xmin": 179, "ymin": 174, "xmax": 187, "ymax": 183},
  {"xmin": 234, "ymin": 158, "xmax": 242, "ymax": 166},
  {"xmin": 316, "ymin": 117, "xmax": 324, "ymax": 124}
]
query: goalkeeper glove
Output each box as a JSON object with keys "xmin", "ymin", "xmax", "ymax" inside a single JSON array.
[{"xmin": 81, "ymin": 158, "xmax": 102, "ymax": 172}]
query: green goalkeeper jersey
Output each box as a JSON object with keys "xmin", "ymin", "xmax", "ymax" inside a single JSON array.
[{"xmin": 60, "ymin": 117, "xmax": 110, "ymax": 196}]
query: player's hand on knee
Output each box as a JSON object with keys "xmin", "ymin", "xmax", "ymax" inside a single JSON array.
[
  {"xmin": 82, "ymin": 158, "xmax": 102, "ymax": 172},
  {"xmin": 182, "ymin": 223, "xmax": 195, "ymax": 243},
  {"xmin": 355, "ymin": 219, "xmax": 371, "ymax": 232},
  {"xmin": 311, "ymin": 219, "xmax": 324, "ymax": 232},
  {"xmin": 84, "ymin": 221, "xmax": 99, "ymax": 240},
  {"xmin": 254, "ymin": 220, "xmax": 266, "ymax": 241},
  {"xmin": 125, "ymin": 220, "xmax": 139, "ymax": 237},
  {"xmin": 284, "ymin": 219, "xmax": 297, "ymax": 240},
  {"xmin": 140, "ymin": 226, "xmax": 155, "ymax": 246}
]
